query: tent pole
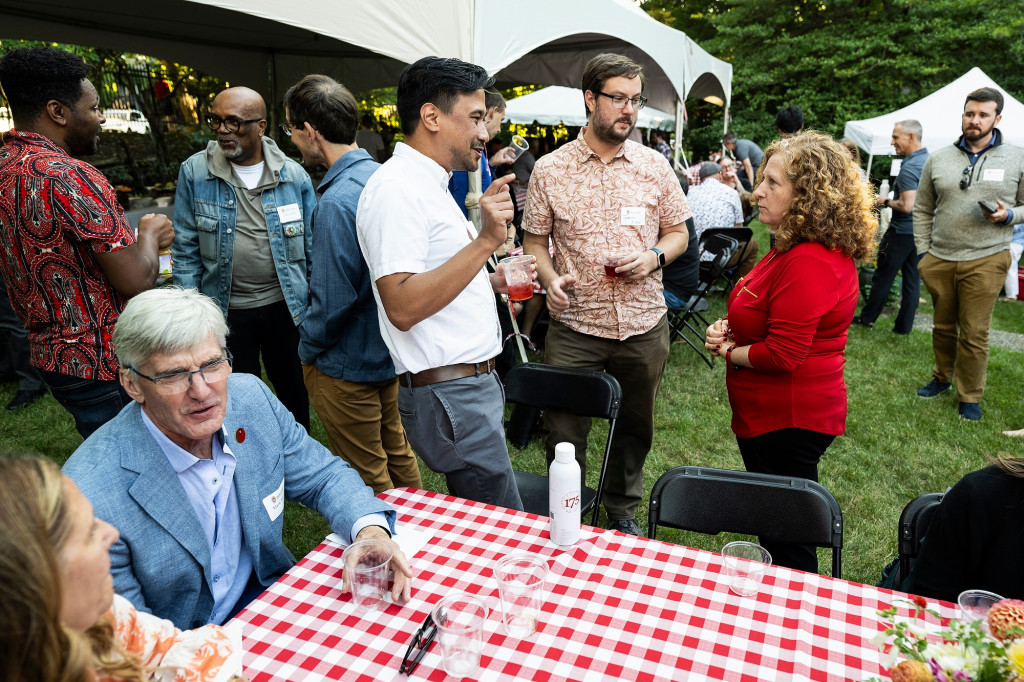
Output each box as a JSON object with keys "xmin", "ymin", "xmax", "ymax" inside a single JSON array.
[
  {"xmin": 866, "ymin": 153, "xmax": 874, "ymax": 181},
  {"xmin": 673, "ymin": 100, "xmax": 684, "ymax": 170},
  {"xmin": 267, "ymin": 53, "xmax": 277, "ymax": 133}
]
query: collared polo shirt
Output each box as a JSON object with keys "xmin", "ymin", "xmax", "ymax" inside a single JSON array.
[
  {"xmin": 523, "ymin": 129, "xmax": 691, "ymax": 340},
  {"xmin": 356, "ymin": 142, "xmax": 502, "ymax": 374}
]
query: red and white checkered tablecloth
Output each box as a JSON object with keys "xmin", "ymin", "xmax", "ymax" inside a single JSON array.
[{"xmin": 232, "ymin": 488, "xmax": 956, "ymax": 681}]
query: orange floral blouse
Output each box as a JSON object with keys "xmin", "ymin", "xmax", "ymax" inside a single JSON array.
[{"xmin": 97, "ymin": 594, "xmax": 242, "ymax": 682}]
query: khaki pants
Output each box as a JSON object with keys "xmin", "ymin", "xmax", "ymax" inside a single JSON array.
[
  {"xmin": 918, "ymin": 250, "xmax": 1011, "ymax": 403},
  {"xmin": 543, "ymin": 315, "xmax": 670, "ymax": 520},
  {"xmin": 302, "ymin": 363, "xmax": 421, "ymax": 494}
]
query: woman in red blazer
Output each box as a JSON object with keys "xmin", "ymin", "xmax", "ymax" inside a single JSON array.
[{"xmin": 704, "ymin": 132, "xmax": 877, "ymax": 573}]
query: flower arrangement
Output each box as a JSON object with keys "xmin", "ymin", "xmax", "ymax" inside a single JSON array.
[{"xmin": 867, "ymin": 596, "xmax": 1024, "ymax": 682}]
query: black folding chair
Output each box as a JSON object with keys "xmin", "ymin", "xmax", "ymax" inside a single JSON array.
[
  {"xmin": 503, "ymin": 363, "xmax": 621, "ymax": 526},
  {"xmin": 897, "ymin": 492, "xmax": 945, "ymax": 587},
  {"xmin": 701, "ymin": 227, "xmax": 755, "ymax": 295},
  {"xmin": 667, "ymin": 232, "xmax": 737, "ymax": 369},
  {"xmin": 648, "ymin": 466, "xmax": 844, "ymax": 578}
]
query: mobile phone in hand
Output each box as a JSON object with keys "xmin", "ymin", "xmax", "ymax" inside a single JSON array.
[{"xmin": 979, "ymin": 200, "xmax": 999, "ymax": 214}]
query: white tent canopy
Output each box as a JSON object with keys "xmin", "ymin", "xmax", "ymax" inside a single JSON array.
[
  {"xmin": 504, "ymin": 85, "xmax": 674, "ymax": 130},
  {"xmin": 844, "ymin": 68, "xmax": 1024, "ymax": 165},
  {"xmin": 0, "ymin": 0, "xmax": 730, "ymax": 117}
]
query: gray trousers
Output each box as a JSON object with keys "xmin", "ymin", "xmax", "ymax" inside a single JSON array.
[{"xmin": 398, "ymin": 371, "xmax": 524, "ymax": 511}]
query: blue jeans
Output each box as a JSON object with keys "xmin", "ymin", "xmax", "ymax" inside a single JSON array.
[{"xmin": 38, "ymin": 370, "xmax": 132, "ymax": 439}]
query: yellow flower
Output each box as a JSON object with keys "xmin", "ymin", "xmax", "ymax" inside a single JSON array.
[{"xmin": 1008, "ymin": 639, "xmax": 1024, "ymax": 676}]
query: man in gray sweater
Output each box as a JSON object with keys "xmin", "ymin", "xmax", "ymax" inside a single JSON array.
[{"xmin": 913, "ymin": 87, "xmax": 1024, "ymax": 421}]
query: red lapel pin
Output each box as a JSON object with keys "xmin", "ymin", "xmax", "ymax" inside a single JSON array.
[{"xmin": 235, "ymin": 427, "xmax": 246, "ymax": 443}]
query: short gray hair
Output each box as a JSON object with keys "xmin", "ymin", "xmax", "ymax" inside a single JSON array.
[
  {"xmin": 896, "ymin": 119, "xmax": 922, "ymax": 140},
  {"xmin": 113, "ymin": 287, "xmax": 228, "ymax": 370}
]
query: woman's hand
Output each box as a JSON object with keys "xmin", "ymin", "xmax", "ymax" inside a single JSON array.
[{"xmin": 705, "ymin": 318, "xmax": 731, "ymax": 356}]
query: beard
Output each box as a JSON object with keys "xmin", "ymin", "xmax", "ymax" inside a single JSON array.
[
  {"xmin": 591, "ymin": 112, "xmax": 635, "ymax": 146},
  {"xmin": 218, "ymin": 137, "xmax": 245, "ymax": 160},
  {"xmin": 66, "ymin": 118, "xmax": 101, "ymax": 156},
  {"xmin": 963, "ymin": 123, "xmax": 994, "ymax": 143}
]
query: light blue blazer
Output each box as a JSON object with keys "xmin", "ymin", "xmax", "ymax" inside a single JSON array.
[{"xmin": 63, "ymin": 373, "xmax": 395, "ymax": 630}]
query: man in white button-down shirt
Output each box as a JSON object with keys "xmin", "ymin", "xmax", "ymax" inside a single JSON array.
[{"xmin": 357, "ymin": 56, "xmax": 527, "ymax": 511}]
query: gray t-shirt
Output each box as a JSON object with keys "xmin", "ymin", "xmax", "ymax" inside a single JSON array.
[
  {"xmin": 228, "ymin": 164, "xmax": 284, "ymax": 309},
  {"xmin": 734, "ymin": 139, "xmax": 764, "ymax": 176}
]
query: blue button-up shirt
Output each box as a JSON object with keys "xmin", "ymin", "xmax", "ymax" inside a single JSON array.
[
  {"xmin": 141, "ymin": 410, "xmax": 251, "ymax": 624},
  {"xmin": 298, "ymin": 149, "xmax": 397, "ymax": 382}
]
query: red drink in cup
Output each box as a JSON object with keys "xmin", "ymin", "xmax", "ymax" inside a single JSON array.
[
  {"xmin": 603, "ymin": 250, "xmax": 629, "ymax": 278},
  {"xmin": 499, "ymin": 255, "xmax": 534, "ymax": 301},
  {"xmin": 507, "ymin": 281, "xmax": 534, "ymax": 301}
]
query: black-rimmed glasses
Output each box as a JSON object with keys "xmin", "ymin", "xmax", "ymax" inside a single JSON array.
[
  {"xmin": 399, "ymin": 612, "xmax": 437, "ymax": 675},
  {"xmin": 129, "ymin": 351, "xmax": 233, "ymax": 395},
  {"xmin": 960, "ymin": 165, "xmax": 974, "ymax": 190},
  {"xmin": 205, "ymin": 115, "xmax": 263, "ymax": 133},
  {"xmin": 596, "ymin": 91, "xmax": 648, "ymax": 110}
]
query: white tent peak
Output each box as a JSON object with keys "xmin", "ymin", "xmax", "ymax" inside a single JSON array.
[{"xmin": 844, "ymin": 67, "xmax": 1024, "ymax": 159}]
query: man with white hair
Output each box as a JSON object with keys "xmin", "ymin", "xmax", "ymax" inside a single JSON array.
[
  {"xmin": 852, "ymin": 119, "xmax": 928, "ymax": 335},
  {"xmin": 64, "ymin": 287, "xmax": 411, "ymax": 630}
]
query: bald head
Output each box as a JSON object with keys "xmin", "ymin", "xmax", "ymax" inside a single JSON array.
[
  {"xmin": 211, "ymin": 86, "xmax": 268, "ymax": 165},
  {"xmin": 213, "ymin": 86, "xmax": 267, "ymax": 120}
]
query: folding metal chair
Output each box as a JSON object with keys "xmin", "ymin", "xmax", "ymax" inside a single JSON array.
[
  {"xmin": 503, "ymin": 363, "xmax": 621, "ymax": 526},
  {"xmin": 701, "ymin": 226, "xmax": 755, "ymax": 295},
  {"xmin": 666, "ymin": 232, "xmax": 737, "ymax": 369},
  {"xmin": 648, "ymin": 465, "xmax": 844, "ymax": 578},
  {"xmin": 897, "ymin": 492, "xmax": 945, "ymax": 587}
]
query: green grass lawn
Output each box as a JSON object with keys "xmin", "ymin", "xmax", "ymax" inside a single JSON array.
[{"xmin": 3, "ymin": 221, "xmax": 1022, "ymax": 588}]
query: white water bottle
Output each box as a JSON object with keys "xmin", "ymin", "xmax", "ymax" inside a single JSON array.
[
  {"xmin": 878, "ymin": 179, "xmax": 890, "ymax": 201},
  {"xmin": 549, "ymin": 442, "xmax": 581, "ymax": 546}
]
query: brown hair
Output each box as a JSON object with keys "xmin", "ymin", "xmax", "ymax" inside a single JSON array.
[
  {"xmin": 991, "ymin": 455, "xmax": 1024, "ymax": 478},
  {"xmin": 580, "ymin": 53, "xmax": 645, "ymax": 118},
  {"xmin": 756, "ymin": 131, "xmax": 878, "ymax": 261},
  {"xmin": 0, "ymin": 456, "xmax": 146, "ymax": 682}
]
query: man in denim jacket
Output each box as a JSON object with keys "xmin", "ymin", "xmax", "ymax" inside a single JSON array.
[{"xmin": 173, "ymin": 87, "xmax": 317, "ymax": 430}]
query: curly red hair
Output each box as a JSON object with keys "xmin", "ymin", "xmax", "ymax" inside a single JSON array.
[{"xmin": 754, "ymin": 131, "xmax": 878, "ymax": 261}]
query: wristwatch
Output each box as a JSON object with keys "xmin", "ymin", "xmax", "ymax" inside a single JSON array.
[{"xmin": 650, "ymin": 247, "xmax": 665, "ymax": 270}]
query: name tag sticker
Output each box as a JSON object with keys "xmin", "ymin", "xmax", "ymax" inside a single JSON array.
[
  {"xmin": 277, "ymin": 203, "xmax": 302, "ymax": 222},
  {"xmin": 983, "ymin": 168, "xmax": 1005, "ymax": 182},
  {"xmin": 263, "ymin": 479, "xmax": 285, "ymax": 522},
  {"xmin": 621, "ymin": 206, "xmax": 645, "ymax": 226}
]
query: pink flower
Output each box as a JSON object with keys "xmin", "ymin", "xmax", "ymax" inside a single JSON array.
[{"xmin": 928, "ymin": 659, "xmax": 948, "ymax": 682}]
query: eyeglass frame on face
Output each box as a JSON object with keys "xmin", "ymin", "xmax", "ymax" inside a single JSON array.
[
  {"xmin": 128, "ymin": 351, "xmax": 234, "ymax": 394},
  {"xmin": 279, "ymin": 121, "xmax": 294, "ymax": 137},
  {"xmin": 205, "ymin": 115, "xmax": 263, "ymax": 133},
  {"xmin": 398, "ymin": 612, "xmax": 437, "ymax": 675},
  {"xmin": 595, "ymin": 91, "xmax": 648, "ymax": 110}
]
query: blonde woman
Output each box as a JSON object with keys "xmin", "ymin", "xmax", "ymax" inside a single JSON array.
[
  {"xmin": 0, "ymin": 456, "xmax": 243, "ymax": 682},
  {"xmin": 705, "ymin": 131, "xmax": 877, "ymax": 573}
]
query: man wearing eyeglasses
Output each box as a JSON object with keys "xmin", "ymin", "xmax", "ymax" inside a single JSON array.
[
  {"xmin": 523, "ymin": 53, "xmax": 691, "ymax": 536},
  {"xmin": 913, "ymin": 87, "xmax": 1024, "ymax": 421},
  {"xmin": 173, "ymin": 87, "xmax": 317, "ymax": 431},
  {"xmin": 64, "ymin": 287, "xmax": 412, "ymax": 630}
]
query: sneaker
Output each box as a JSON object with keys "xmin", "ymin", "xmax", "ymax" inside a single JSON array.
[
  {"xmin": 958, "ymin": 402, "xmax": 982, "ymax": 421},
  {"xmin": 607, "ymin": 519, "xmax": 644, "ymax": 537},
  {"xmin": 917, "ymin": 379, "xmax": 952, "ymax": 398},
  {"xmin": 850, "ymin": 315, "xmax": 873, "ymax": 329}
]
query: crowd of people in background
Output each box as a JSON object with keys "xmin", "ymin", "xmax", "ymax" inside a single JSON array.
[{"xmin": 1, "ymin": 42, "xmax": 1023, "ymax": 681}]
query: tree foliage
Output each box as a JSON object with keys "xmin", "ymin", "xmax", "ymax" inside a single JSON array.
[{"xmin": 643, "ymin": 0, "xmax": 1024, "ymax": 161}]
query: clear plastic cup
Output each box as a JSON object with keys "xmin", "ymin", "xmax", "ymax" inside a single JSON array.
[
  {"xmin": 506, "ymin": 135, "xmax": 530, "ymax": 162},
  {"xmin": 432, "ymin": 592, "xmax": 489, "ymax": 678},
  {"xmin": 494, "ymin": 554, "xmax": 548, "ymax": 637},
  {"xmin": 499, "ymin": 255, "xmax": 534, "ymax": 301},
  {"xmin": 341, "ymin": 538, "xmax": 393, "ymax": 611},
  {"xmin": 722, "ymin": 541, "xmax": 772, "ymax": 597},
  {"xmin": 958, "ymin": 589, "xmax": 1004, "ymax": 624}
]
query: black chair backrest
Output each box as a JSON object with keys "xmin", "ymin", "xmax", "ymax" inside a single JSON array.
[
  {"xmin": 701, "ymin": 227, "xmax": 753, "ymax": 253},
  {"xmin": 503, "ymin": 362, "xmax": 621, "ymax": 420},
  {"xmin": 696, "ymin": 233, "xmax": 737, "ymax": 285},
  {"xmin": 897, "ymin": 492, "xmax": 945, "ymax": 586},
  {"xmin": 648, "ymin": 465, "xmax": 844, "ymax": 577}
]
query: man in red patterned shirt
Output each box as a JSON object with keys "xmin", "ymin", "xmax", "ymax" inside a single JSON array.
[{"xmin": 0, "ymin": 47, "xmax": 174, "ymax": 438}]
